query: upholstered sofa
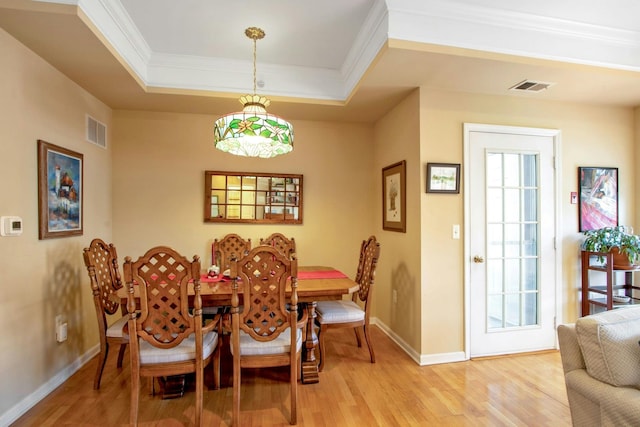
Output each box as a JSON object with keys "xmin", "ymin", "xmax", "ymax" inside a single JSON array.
[{"xmin": 557, "ymin": 307, "xmax": 640, "ymax": 426}]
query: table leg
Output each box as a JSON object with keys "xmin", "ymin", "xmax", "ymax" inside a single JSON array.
[{"xmin": 301, "ymin": 301, "xmax": 320, "ymax": 384}]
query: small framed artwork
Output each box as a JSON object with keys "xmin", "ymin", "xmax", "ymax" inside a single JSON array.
[
  {"xmin": 382, "ymin": 160, "xmax": 406, "ymax": 233},
  {"xmin": 426, "ymin": 163, "xmax": 460, "ymax": 194},
  {"xmin": 38, "ymin": 140, "xmax": 83, "ymax": 239},
  {"xmin": 578, "ymin": 166, "xmax": 618, "ymax": 231}
]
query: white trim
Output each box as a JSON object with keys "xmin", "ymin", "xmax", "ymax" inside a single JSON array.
[
  {"xmin": 372, "ymin": 318, "xmax": 467, "ymax": 365},
  {"xmin": 388, "ymin": 0, "xmax": 640, "ymax": 72},
  {"xmin": 0, "ymin": 345, "xmax": 99, "ymax": 426}
]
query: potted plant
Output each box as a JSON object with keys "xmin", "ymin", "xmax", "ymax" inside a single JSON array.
[{"xmin": 582, "ymin": 225, "xmax": 640, "ymax": 268}]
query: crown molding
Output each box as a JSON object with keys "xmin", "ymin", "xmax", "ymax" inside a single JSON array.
[{"xmin": 387, "ymin": 0, "xmax": 640, "ymax": 71}]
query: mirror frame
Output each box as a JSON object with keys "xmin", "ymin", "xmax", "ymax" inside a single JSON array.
[{"xmin": 204, "ymin": 171, "xmax": 303, "ymax": 224}]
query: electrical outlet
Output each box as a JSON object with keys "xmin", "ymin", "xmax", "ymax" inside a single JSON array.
[
  {"xmin": 55, "ymin": 315, "xmax": 67, "ymax": 342},
  {"xmin": 452, "ymin": 224, "xmax": 460, "ymax": 239},
  {"xmin": 392, "ymin": 289, "xmax": 397, "ymax": 304}
]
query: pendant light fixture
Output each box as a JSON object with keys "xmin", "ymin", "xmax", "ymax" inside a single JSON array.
[{"xmin": 214, "ymin": 27, "xmax": 294, "ymax": 158}]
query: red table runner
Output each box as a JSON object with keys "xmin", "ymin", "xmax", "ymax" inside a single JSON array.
[{"xmin": 200, "ymin": 269, "xmax": 347, "ymax": 283}]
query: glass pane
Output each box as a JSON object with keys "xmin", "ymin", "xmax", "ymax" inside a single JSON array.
[
  {"xmin": 504, "ymin": 259, "xmax": 520, "ymax": 293},
  {"xmin": 241, "ymin": 191, "xmax": 254, "ymax": 204},
  {"xmin": 523, "ymin": 223, "xmax": 537, "ymax": 256},
  {"xmin": 505, "ymin": 294, "xmax": 521, "ymax": 327},
  {"xmin": 257, "ymin": 177, "xmax": 270, "ymax": 191},
  {"xmin": 487, "ymin": 189, "xmax": 503, "ymax": 222},
  {"xmin": 522, "ymin": 154, "xmax": 537, "ymax": 187},
  {"xmin": 227, "ymin": 191, "xmax": 240, "ymax": 204},
  {"xmin": 523, "ymin": 189, "xmax": 537, "ymax": 221},
  {"xmin": 504, "ymin": 189, "xmax": 520, "ymax": 222},
  {"xmin": 504, "ymin": 224, "xmax": 520, "ymax": 257},
  {"xmin": 523, "ymin": 258, "xmax": 538, "ymax": 291},
  {"xmin": 487, "ymin": 259, "xmax": 503, "ymax": 294},
  {"xmin": 503, "ymin": 153, "xmax": 520, "ymax": 187},
  {"xmin": 210, "ymin": 174, "xmax": 226, "ymax": 189},
  {"xmin": 487, "ymin": 294, "xmax": 503, "ymax": 329},
  {"xmin": 486, "ymin": 153, "xmax": 502, "ymax": 187},
  {"xmin": 487, "ymin": 224, "xmax": 503, "ymax": 258},
  {"xmin": 523, "ymin": 292, "xmax": 538, "ymax": 326}
]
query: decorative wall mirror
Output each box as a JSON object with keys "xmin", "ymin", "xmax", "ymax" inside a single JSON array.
[{"xmin": 204, "ymin": 171, "xmax": 303, "ymax": 224}]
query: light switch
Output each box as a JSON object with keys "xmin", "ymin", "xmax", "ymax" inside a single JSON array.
[{"xmin": 452, "ymin": 224, "xmax": 460, "ymax": 239}]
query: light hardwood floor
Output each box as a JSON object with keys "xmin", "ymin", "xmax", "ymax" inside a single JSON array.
[{"xmin": 11, "ymin": 326, "xmax": 572, "ymax": 426}]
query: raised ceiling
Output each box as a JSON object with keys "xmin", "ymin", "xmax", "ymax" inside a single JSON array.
[{"xmin": 2, "ymin": 0, "xmax": 640, "ymax": 122}]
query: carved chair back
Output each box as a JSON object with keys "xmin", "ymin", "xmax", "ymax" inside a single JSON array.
[
  {"xmin": 212, "ymin": 233, "xmax": 251, "ymax": 271},
  {"xmin": 259, "ymin": 232, "xmax": 296, "ymax": 258}
]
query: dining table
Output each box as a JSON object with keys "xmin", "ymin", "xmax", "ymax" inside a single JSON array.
[{"xmin": 114, "ymin": 265, "xmax": 358, "ymax": 386}]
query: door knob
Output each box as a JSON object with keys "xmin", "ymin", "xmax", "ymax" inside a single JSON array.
[{"xmin": 473, "ymin": 255, "xmax": 484, "ymax": 263}]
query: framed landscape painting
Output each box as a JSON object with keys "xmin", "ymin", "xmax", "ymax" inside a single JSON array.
[
  {"xmin": 38, "ymin": 140, "xmax": 83, "ymax": 239},
  {"xmin": 578, "ymin": 166, "xmax": 618, "ymax": 232}
]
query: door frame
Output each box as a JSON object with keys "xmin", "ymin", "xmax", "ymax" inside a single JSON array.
[{"xmin": 462, "ymin": 123, "xmax": 563, "ymax": 360}]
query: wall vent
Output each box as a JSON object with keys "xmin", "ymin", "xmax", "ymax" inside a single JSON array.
[
  {"xmin": 86, "ymin": 115, "xmax": 107, "ymax": 148},
  {"xmin": 509, "ymin": 79, "xmax": 554, "ymax": 92}
]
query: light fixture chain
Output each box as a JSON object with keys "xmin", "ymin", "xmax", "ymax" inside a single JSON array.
[{"xmin": 253, "ymin": 36, "xmax": 257, "ymax": 95}]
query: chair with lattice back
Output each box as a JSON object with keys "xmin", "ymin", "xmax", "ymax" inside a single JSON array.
[
  {"xmin": 123, "ymin": 246, "xmax": 221, "ymax": 426},
  {"xmin": 259, "ymin": 232, "xmax": 296, "ymax": 258},
  {"xmin": 230, "ymin": 245, "xmax": 307, "ymax": 425},
  {"xmin": 212, "ymin": 233, "xmax": 252, "ymax": 273},
  {"xmin": 82, "ymin": 238, "xmax": 129, "ymax": 390},
  {"xmin": 315, "ymin": 236, "xmax": 380, "ymax": 371}
]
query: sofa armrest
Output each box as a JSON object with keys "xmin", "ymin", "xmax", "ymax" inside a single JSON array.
[
  {"xmin": 558, "ymin": 324, "xmax": 586, "ymax": 373},
  {"xmin": 566, "ymin": 369, "xmax": 640, "ymax": 426}
]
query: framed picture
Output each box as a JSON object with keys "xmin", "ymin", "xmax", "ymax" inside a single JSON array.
[
  {"xmin": 38, "ymin": 140, "xmax": 83, "ymax": 239},
  {"xmin": 578, "ymin": 166, "xmax": 618, "ymax": 232},
  {"xmin": 382, "ymin": 160, "xmax": 406, "ymax": 233},
  {"xmin": 426, "ymin": 163, "xmax": 460, "ymax": 194}
]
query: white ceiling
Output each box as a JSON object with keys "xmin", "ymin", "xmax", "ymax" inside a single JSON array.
[{"xmin": 3, "ymin": 0, "xmax": 640, "ymax": 122}]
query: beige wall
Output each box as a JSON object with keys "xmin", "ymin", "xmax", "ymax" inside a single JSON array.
[
  {"xmin": 0, "ymin": 28, "xmax": 112, "ymax": 416},
  {"xmin": 111, "ymin": 110, "xmax": 375, "ymax": 277}
]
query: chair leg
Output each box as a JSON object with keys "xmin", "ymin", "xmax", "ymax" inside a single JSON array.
[
  {"xmin": 317, "ymin": 323, "xmax": 327, "ymax": 372},
  {"xmin": 212, "ymin": 345, "xmax": 221, "ymax": 390},
  {"xmin": 93, "ymin": 344, "xmax": 108, "ymax": 390},
  {"xmin": 130, "ymin": 373, "xmax": 140, "ymax": 426},
  {"xmin": 232, "ymin": 358, "xmax": 241, "ymax": 426},
  {"xmin": 353, "ymin": 327, "xmax": 363, "ymax": 348},
  {"xmin": 116, "ymin": 343, "xmax": 127, "ymax": 368},
  {"xmin": 195, "ymin": 365, "xmax": 203, "ymax": 426},
  {"xmin": 363, "ymin": 324, "xmax": 375, "ymax": 364},
  {"xmin": 290, "ymin": 354, "xmax": 297, "ymax": 425}
]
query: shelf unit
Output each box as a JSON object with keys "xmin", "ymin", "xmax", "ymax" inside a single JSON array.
[{"xmin": 581, "ymin": 250, "xmax": 640, "ymax": 316}]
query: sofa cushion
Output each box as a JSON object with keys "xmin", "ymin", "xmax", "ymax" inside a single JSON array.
[{"xmin": 575, "ymin": 307, "xmax": 640, "ymax": 388}]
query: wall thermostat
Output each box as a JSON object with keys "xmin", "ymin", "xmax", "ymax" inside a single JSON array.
[{"xmin": 1, "ymin": 216, "xmax": 23, "ymax": 236}]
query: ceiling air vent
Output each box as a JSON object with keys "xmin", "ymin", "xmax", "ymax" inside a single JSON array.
[
  {"xmin": 509, "ymin": 79, "xmax": 554, "ymax": 92},
  {"xmin": 86, "ymin": 115, "xmax": 107, "ymax": 148}
]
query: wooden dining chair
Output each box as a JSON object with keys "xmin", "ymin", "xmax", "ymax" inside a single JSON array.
[
  {"xmin": 212, "ymin": 233, "xmax": 252, "ymax": 272},
  {"xmin": 229, "ymin": 246, "xmax": 307, "ymax": 426},
  {"xmin": 123, "ymin": 246, "xmax": 221, "ymax": 426},
  {"xmin": 259, "ymin": 232, "xmax": 296, "ymax": 258},
  {"xmin": 315, "ymin": 235, "xmax": 380, "ymax": 371},
  {"xmin": 82, "ymin": 238, "xmax": 129, "ymax": 390}
]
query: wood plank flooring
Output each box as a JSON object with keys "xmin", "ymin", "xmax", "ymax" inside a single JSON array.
[{"xmin": 11, "ymin": 326, "xmax": 571, "ymax": 426}]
